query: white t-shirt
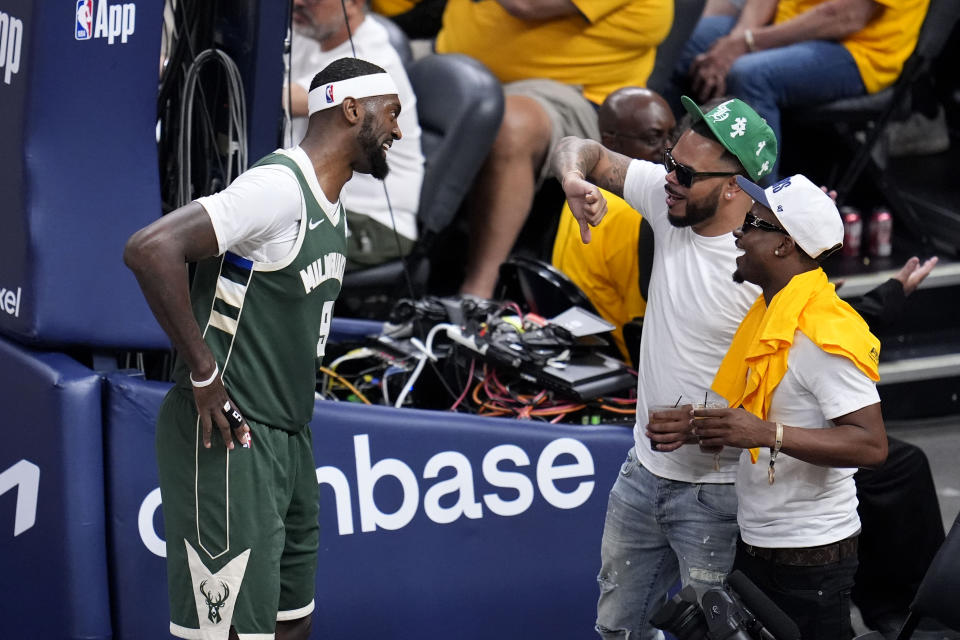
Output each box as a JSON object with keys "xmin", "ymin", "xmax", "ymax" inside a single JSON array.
[
  {"xmin": 196, "ymin": 146, "xmax": 340, "ymax": 265},
  {"xmin": 622, "ymin": 159, "xmax": 760, "ymax": 483},
  {"xmin": 737, "ymin": 332, "xmax": 880, "ymax": 547},
  {"xmin": 289, "ymin": 18, "xmax": 424, "ymax": 240}
]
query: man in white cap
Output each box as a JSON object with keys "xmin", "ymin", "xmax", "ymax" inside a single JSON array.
[
  {"xmin": 694, "ymin": 173, "xmax": 889, "ymax": 640},
  {"xmin": 125, "ymin": 57, "xmax": 402, "ymax": 640}
]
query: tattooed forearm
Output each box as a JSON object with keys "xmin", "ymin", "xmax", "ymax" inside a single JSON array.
[
  {"xmin": 551, "ymin": 136, "xmax": 601, "ymax": 180},
  {"xmin": 550, "ymin": 136, "xmax": 630, "ymax": 198},
  {"xmin": 594, "ymin": 154, "xmax": 630, "ymax": 198}
]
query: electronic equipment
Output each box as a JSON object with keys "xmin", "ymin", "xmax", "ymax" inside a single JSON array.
[
  {"xmin": 445, "ymin": 324, "xmax": 635, "ymax": 402},
  {"xmin": 651, "ymin": 570, "xmax": 801, "ymax": 640}
]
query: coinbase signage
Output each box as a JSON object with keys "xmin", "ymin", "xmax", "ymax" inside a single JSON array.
[
  {"xmin": 103, "ymin": 374, "xmax": 633, "ymax": 640},
  {"xmin": 136, "ymin": 433, "xmax": 596, "ymax": 553}
]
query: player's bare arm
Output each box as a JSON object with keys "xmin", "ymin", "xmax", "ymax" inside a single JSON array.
[{"xmin": 124, "ymin": 203, "xmax": 251, "ymax": 450}]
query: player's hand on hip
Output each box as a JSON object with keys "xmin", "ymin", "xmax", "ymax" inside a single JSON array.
[{"xmin": 194, "ymin": 380, "xmax": 252, "ymax": 450}]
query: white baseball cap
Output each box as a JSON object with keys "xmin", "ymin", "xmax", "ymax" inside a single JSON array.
[{"xmin": 736, "ymin": 174, "xmax": 844, "ymax": 259}]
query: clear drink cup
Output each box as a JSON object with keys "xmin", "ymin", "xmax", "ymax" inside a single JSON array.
[
  {"xmin": 693, "ymin": 401, "xmax": 727, "ymax": 468},
  {"xmin": 647, "ymin": 404, "xmax": 690, "ymax": 451}
]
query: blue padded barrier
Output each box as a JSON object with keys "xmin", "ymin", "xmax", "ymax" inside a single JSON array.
[
  {"xmin": 103, "ymin": 372, "xmax": 634, "ymax": 639},
  {"xmin": 0, "ymin": 0, "xmax": 168, "ymax": 348},
  {"xmin": 0, "ymin": 336, "xmax": 112, "ymax": 640}
]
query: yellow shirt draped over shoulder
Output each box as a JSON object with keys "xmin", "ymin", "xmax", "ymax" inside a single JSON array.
[
  {"xmin": 774, "ymin": 0, "xmax": 929, "ymax": 94},
  {"xmin": 435, "ymin": 0, "xmax": 673, "ymax": 104},
  {"xmin": 712, "ymin": 268, "xmax": 880, "ymax": 462}
]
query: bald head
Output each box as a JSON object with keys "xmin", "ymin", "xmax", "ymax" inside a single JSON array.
[{"xmin": 599, "ymin": 87, "xmax": 676, "ymax": 162}]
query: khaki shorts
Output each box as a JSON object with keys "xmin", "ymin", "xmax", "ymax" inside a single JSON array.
[
  {"xmin": 156, "ymin": 387, "xmax": 319, "ymax": 639},
  {"xmin": 503, "ymin": 78, "xmax": 601, "ymax": 184},
  {"xmin": 344, "ymin": 209, "xmax": 417, "ymax": 271}
]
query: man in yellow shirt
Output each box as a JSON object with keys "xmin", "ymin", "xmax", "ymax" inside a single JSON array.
[
  {"xmin": 435, "ymin": 0, "xmax": 673, "ymax": 299},
  {"xmin": 552, "ymin": 87, "xmax": 675, "ymax": 360},
  {"xmin": 672, "ymin": 0, "xmax": 928, "ymax": 174}
]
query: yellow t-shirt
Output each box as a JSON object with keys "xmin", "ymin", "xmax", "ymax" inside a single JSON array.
[
  {"xmin": 774, "ymin": 0, "xmax": 929, "ymax": 93},
  {"xmin": 435, "ymin": 0, "xmax": 672, "ymax": 104},
  {"xmin": 552, "ymin": 191, "xmax": 646, "ymax": 360},
  {"xmin": 371, "ymin": 0, "xmax": 415, "ymax": 17}
]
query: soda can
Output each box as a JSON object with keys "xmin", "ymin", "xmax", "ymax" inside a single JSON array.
[
  {"xmin": 869, "ymin": 208, "xmax": 893, "ymax": 257},
  {"xmin": 840, "ymin": 206, "xmax": 862, "ymax": 257}
]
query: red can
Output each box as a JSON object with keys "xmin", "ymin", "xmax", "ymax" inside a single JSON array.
[
  {"xmin": 840, "ymin": 206, "xmax": 862, "ymax": 257},
  {"xmin": 869, "ymin": 208, "xmax": 893, "ymax": 257}
]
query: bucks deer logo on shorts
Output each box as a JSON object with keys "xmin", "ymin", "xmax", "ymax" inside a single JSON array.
[
  {"xmin": 184, "ymin": 541, "xmax": 250, "ymax": 633},
  {"xmin": 199, "ymin": 580, "xmax": 230, "ymax": 624}
]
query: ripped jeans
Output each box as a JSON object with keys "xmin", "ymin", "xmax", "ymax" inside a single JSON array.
[{"xmin": 596, "ymin": 448, "xmax": 739, "ymax": 639}]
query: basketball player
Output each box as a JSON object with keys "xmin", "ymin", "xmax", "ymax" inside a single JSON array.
[{"xmin": 124, "ymin": 57, "xmax": 402, "ymax": 640}]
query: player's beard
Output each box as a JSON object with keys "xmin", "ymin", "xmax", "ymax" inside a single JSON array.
[
  {"xmin": 359, "ymin": 114, "xmax": 390, "ymax": 180},
  {"xmin": 667, "ymin": 182, "xmax": 723, "ymax": 228}
]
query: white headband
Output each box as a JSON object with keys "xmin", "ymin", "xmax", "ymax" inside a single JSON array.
[{"xmin": 307, "ymin": 73, "xmax": 399, "ymax": 115}]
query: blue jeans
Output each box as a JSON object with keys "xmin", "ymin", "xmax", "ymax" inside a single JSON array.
[
  {"xmin": 673, "ymin": 15, "xmax": 866, "ymax": 178},
  {"xmin": 595, "ymin": 448, "xmax": 739, "ymax": 639}
]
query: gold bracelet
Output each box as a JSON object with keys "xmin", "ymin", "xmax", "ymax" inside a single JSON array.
[
  {"xmin": 744, "ymin": 29, "xmax": 757, "ymax": 52},
  {"xmin": 768, "ymin": 422, "xmax": 783, "ymax": 484}
]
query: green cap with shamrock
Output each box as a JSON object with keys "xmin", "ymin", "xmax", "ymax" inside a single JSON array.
[{"xmin": 680, "ymin": 95, "xmax": 778, "ymax": 181}]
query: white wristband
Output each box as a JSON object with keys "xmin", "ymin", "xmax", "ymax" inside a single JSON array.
[{"xmin": 190, "ymin": 364, "xmax": 219, "ymax": 388}]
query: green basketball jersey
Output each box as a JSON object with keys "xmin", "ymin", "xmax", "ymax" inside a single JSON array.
[{"xmin": 173, "ymin": 151, "xmax": 347, "ymax": 431}]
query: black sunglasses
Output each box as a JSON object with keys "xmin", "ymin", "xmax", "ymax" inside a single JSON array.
[
  {"xmin": 663, "ymin": 148, "xmax": 738, "ymax": 188},
  {"xmin": 741, "ymin": 212, "xmax": 788, "ymax": 234}
]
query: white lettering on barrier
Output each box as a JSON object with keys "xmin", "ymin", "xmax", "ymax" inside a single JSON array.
[
  {"xmin": 89, "ymin": 0, "xmax": 136, "ymax": 45},
  {"xmin": 137, "ymin": 487, "xmax": 165, "ymax": 557},
  {"xmin": 482, "ymin": 444, "xmax": 534, "ymax": 516},
  {"xmin": 536, "ymin": 438, "xmax": 595, "ymax": 509},
  {"xmin": 0, "ymin": 11, "xmax": 24, "ymax": 85},
  {"xmin": 0, "ymin": 286, "xmax": 22, "ymax": 318},
  {"xmin": 0, "ymin": 459, "xmax": 40, "ymax": 537},
  {"xmin": 423, "ymin": 450, "xmax": 483, "ymax": 525},
  {"xmin": 139, "ymin": 435, "xmax": 597, "ymax": 555}
]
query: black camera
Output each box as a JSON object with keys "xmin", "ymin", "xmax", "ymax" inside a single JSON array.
[{"xmin": 650, "ymin": 570, "xmax": 800, "ymax": 640}]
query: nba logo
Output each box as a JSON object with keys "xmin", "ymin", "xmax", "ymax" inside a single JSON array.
[
  {"xmin": 325, "ymin": 84, "xmax": 334, "ymax": 104},
  {"xmin": 76, "ymin": 0, "xmax": 93, "ymax": 40}
]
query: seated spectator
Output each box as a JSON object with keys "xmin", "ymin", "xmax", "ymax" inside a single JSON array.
[
  {"xmin": 551, "ymin": 87, "xmax": 675, "ymax": 359},
  {"xmin": 670, "ymin": 0, "xmax": 929, "ymax": 175},
  {"xmin": 854, "ymin": 436, "xmax": 957, "ymax": 640},
  {"xmin": 699, "ymin": 173, "xmax": 889, "ymax": 640},
  {"xmin": 371, "ymin": 0, "xmax": 447, "ymax": 40},
  {"xmin": 288, "ymin": 0, "xmax": 424, "ymax": 270},
  {"xmin": 435, "ymin": 0, "xmax": 673, "ymax": 299}
]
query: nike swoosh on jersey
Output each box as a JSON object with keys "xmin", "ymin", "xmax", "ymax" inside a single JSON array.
[{"xmin": 308, "ymin": 218, "xmax": 325, "ymax": 230}]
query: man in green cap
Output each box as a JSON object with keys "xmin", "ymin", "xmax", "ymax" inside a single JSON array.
[{"xmin": 550, "ymin": 96, "xmax": 777, "ymax": 640}]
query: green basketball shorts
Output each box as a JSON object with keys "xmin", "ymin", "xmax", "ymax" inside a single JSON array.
[{"xmin": 156, "ymin": 387, "xmax": 319, "ymax": 640}]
